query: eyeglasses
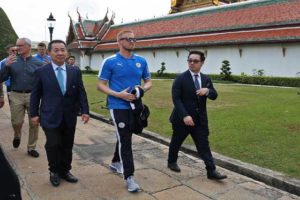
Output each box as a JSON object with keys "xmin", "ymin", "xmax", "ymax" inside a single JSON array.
[
  {"xmin": 187, "ymin": 59, "xmax": 201, "ymax": 64},
  {"xmin": 119, "ymin": 38, "xmax": 137, "ymax": 42}
]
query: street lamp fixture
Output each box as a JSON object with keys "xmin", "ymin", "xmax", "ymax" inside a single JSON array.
[{"xmin": 47, "ymin": 13, "xmax": 56, "ymax": 42}]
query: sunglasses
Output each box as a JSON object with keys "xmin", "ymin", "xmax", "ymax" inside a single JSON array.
[
  {"xmin": 187, "ymin": 59, "xmax": 201, "ymax": 64},
  {"xmin": 119, "ymin": 37, "xmax": 137, "ymax": 42}
]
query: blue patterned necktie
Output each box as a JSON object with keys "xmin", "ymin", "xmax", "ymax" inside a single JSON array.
[
  {"xmin": 194, "ymin": 74, "xmax": 200, "ymax": 90},
  {"xmin": 56, "ymin": 67, "xmax": 65, "ymax": 94}
]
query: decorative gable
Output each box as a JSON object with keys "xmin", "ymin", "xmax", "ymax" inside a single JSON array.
[{"xmin": 66, "ymin": 9, "xmax": 114, "ymax": 50}]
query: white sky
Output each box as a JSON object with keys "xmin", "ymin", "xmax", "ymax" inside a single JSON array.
[{"xmin": 0, "ymin": 0, "xmax": 171, "ymax": 42}]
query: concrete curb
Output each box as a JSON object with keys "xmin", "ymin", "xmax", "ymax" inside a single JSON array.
[{"xmin": 90, "ymin": 111, "xmax": 300, "ymax": 196}]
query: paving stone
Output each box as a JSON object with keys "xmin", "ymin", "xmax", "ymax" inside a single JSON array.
[
  {"xmin": 0, "ymin": 100, "xmax": 298, "ymax": 200},
  {"xmin": 278, "ymin": 196, "xmax": 300, "ymax": 200},
  {"xmin": 135, "ymin": 169, "xmax": 180, "ymax": 193},
  {"xmin": 11, "ymin": 156, "xmax": 48, "ymax": 175},
  {"xmin": 25, "ymin": 173, "xmax": 84, "ymax": 198},
  {"xmin": 45, "ymin": 189, "xmax": 100, "ymax": 200},
  {"xmin": 120, "ymin": 192, "xmax": 157, "ymax": 200},
  {"xmin": 153, "ymin": 185, "xmax": 211, "ymax": 200},
  {"xmin": 82, "ymin": 173, "xmax": 129, "ymax": 199},
  {"xmin": 73, "ymin": 163, "xmax": 110, "ymax": 177},
  {"xmin": 148, "ymin": 157, "xmax": 204, "ymax": 181},
  {"xmin": 88, "ymin": 134, "xmax": 115, "ymax": 145},
  {"xmin": 217, "ymin": 187, "xmax": 269, "ymax": 200},
  {"xmin": 74, "ymin": 133, "xmax": 95, "ymax": 145},
  {"xmin": 185, "ymin": 175, "xmax": 235, "ymax": 197},
  {"xmin": 239, "ymin": 181, "xmax": 283, "ymax": 199}
]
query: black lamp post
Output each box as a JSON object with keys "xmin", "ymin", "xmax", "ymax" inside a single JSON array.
[{"xmin": 47, "ymin": 13, "xmax": 56, "ymax": 42}]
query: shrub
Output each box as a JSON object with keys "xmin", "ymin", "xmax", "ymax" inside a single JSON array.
[
  {"xmin": 220, "ymin": 60, "xmax": 232, "ymax": 80},
  {"xmin": 85, "ymin": 66, "xmax": 92, "ymax": 72},
  {"xmin": 81, "ymin": 67, "xmax": 98, "ymax": 75},
  {"xmin": 252, "ymin": 69, "xmax": 265, "ymax": 76},
  {"xmin": 150, "ymin": 72, "xmax": 300, "ymax": 87},
  {"xmin": 232, "ymin": 75, "xmax": 300, "ymax": 87},
  {"xmin": 151, "ymin": 72, "xmax": 178, "ymax": 79},
  {"xmin": 157, "ymin": 62, "xmax": 166, "ymax": 77}
]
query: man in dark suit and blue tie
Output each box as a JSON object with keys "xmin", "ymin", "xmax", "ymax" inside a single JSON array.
[
  {"xmin": 168, "ymin": 51, "xmax": 227, "ymax": 180},
  {"xmin": 30, "ymin": 40, "xmax": 90, "ymax": 187}
]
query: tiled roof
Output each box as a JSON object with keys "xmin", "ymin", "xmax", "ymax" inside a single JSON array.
[
  {"xmin": 67, "ymin": 41, "xmax": 80, "ymax": 49},
  {"xmin": 74, "ymin": 23, "xmax": 85, "ymax": 39},
  {"xmin": 67, "ymin": 0, "xmax": 300, "ymax": 52},
  {"xmin": 96, "ymin": 20, "xmax": 114, "ymax": 40},
  {"xmin": 67, "ymin": 12, "xmax": 110, "ymax": 49},
  {"xmin": 100, "ymin": 0, "xmax": 300, "ymax": 42},
  {"xmin": 94, "ymin": 27, "xmax": 300, "ymax": 52},
  {"xmin": 67, "ymin": 41, "xmax": 98, "ymax": 49},
  {"xmin": 81, "ymin": 19, "xmax": 105, "ymax": 37}
]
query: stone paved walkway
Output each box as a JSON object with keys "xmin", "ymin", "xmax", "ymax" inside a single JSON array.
[{"xmin": 0, "ymin": 98, "xmax": 299, "ymax": 200}]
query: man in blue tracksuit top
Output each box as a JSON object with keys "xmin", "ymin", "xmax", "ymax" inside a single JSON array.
[
  {"xmin": 33, "ymin": 42, "xmax": 51, "ymax": 65},
  {"xmin": 97, "ymin": 30, "xmax": 152, "ymax": 193}
]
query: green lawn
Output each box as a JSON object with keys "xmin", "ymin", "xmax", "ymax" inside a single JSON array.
[{"xmin": 84, "ymin": 75, "xmax": 300, "ymax": 179}]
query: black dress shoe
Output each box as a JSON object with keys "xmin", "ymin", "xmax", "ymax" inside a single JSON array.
[
  {"xmin": 13, "ymin": 138, "xmax": 20, "ymax": 148},
  {"xmin": 207, "ymin": 170, "xmax": 227, "ymax": 180},
  {"xmin": 27, "ymin": 150, "xmax": 39, "ymax": 158},
  {"xmin": 60, "ymin": 172, "xmax": 78, "ymax": 183},
  {"xmin": 50, "ymin": 172, "xmax": 60, "ymax": 187},
  {"xmin": 168, "ymin": 163, "xmax": 181, "ymax": 172}
]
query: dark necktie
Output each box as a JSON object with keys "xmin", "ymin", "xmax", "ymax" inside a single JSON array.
[
  {"xmin": 194, "ymin": 74, "xmax": 200, "ymax": 90},
  {"xmin": 56, "ymin": 67, "xmax": 65, "ymax": 94}
]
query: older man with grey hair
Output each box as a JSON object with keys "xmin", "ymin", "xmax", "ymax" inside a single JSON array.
[{"xmin": 0, "ymin": 37, "xmax": 43, "ymax": 157}]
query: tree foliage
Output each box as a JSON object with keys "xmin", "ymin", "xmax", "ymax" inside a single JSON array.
[
  {"xmin": 157, "ymin": 62, "xmax": 166, "ymax": 77},
  {"xmin": 220, "ymin": 60, "xmax": 232, "ymax": 80},
  {"xmin": 0, "ymin": 7, "xmax": 18, "ymax": 60}
]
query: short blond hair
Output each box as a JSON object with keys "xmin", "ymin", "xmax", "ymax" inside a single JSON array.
[{"xmin": 117, "ymin": 30, "xmax": 134, "ymax": 41}]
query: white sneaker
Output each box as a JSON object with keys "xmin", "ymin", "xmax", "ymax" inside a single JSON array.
[
  {"xmin": 126, "ymin": 176, "xmax": 140, "ymax": 193},
  {"xmin": 109, "ymin": 162, "xmax": 123, "ymax": 174}
]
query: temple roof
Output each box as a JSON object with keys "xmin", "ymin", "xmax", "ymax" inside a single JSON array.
[
  {"xmin": 66, "ymin": 0, "xmax": 300, "ymax": 52},
  {"xmin": 100, "ymin": 0, "xmax": 300, "ymax": 42},
  {"xmin": 95, "ymin": 27, "xmax": 300, "ymax": 52},
  {"xmin": 66, "ymin": 10, "xmax": 113, "ymax": 49}
]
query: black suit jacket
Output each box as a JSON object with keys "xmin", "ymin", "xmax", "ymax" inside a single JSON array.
[
  {"xmin": 169, "ymin": 70, "xmax": 217, "ymax": 128},
  {"xmin": 30, "ymin": 63, "xmax": 89, "ymax": 129}
]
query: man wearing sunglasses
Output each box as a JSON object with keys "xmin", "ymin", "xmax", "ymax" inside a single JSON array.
[
  {"xmin": 168, "ymin": 51, "xmax": 227, "ymax": 180},
  {"xmin": 97, "ymin": 30, "xmax": 152, "ymax": 193},
  {"xmin": 0, "ymin": 44, "xmax": 17, "ymax": 103}
]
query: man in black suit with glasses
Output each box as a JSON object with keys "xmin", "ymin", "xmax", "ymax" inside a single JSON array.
[{"xmin": 168, "ymin": 51, "xmax": 227, "ymax": 180}]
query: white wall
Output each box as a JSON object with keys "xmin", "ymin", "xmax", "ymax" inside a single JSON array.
[
  {"xmin": 87, "ymin": 43, "xmax": 300, "ymax": 77},
  {"xmin": 90, "ymin": 52, "xmax": 115, "ymax": 70},
  {"xmin": 204, "ymin": 43, "xmax": 300, "ymax": 77}
]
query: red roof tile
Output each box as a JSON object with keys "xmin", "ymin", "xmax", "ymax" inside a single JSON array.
[
  {"xmin": 74, "ymin": 24, "xmax": 85, "ymax": 39},
  {"xmin": 101, "ymin": 0, "xmax": 300, "ymax": 42},
  {"xmin": 94, "ymin": 27, "xmax": 300, "ymax": 51},
  {"xmin": 81, "ymin": 19, "xmax": 107, "ymax": 37},
  {"xmin": 78, "ymin": 41, "xmax": 98, "ymax": 48},
  {"xmin": 67, "ymin": 41, "xmax": 98, "ymax": 49},
  {"xmin": 68, "ymin": 0, "xmax": 300, "ymax": 51}
]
